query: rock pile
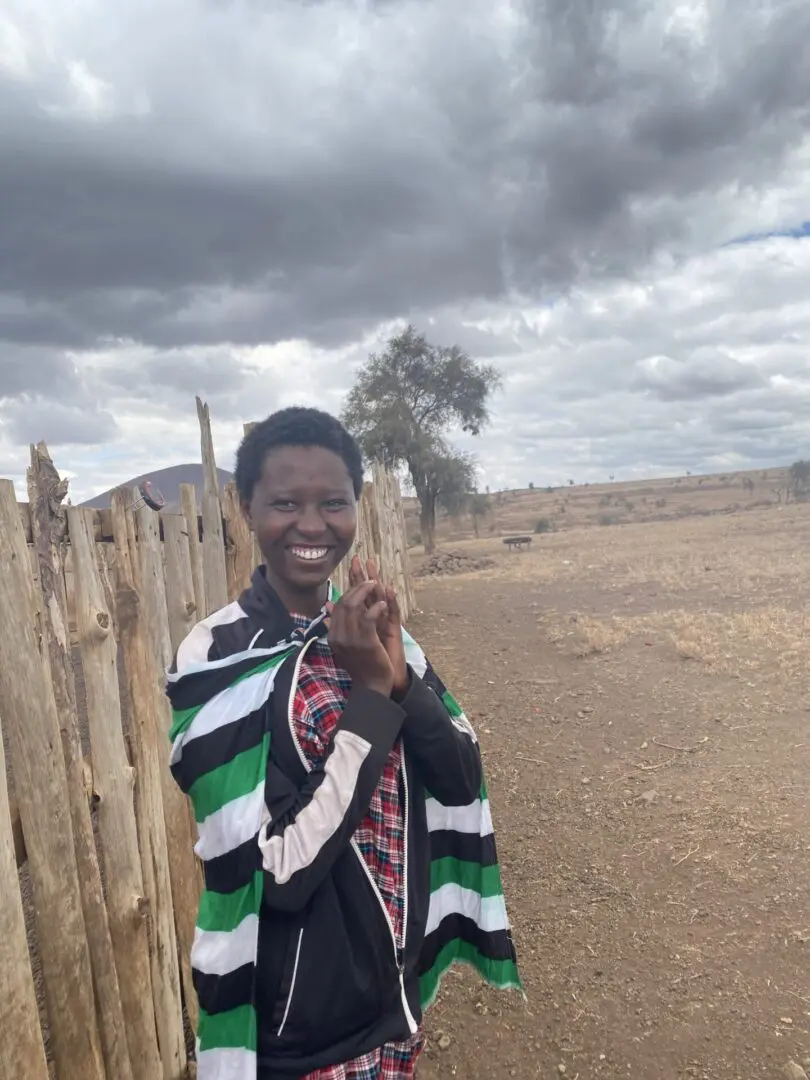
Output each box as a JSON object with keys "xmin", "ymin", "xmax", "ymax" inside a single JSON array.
[{"xmin": 416, "ymin": 550, "xmax": 495, "ymax": 577}]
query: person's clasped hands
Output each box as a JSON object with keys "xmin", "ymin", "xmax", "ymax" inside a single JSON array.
[{"xmin": 326, "ymin": 555, "xmax": 409, "ymax": 700}]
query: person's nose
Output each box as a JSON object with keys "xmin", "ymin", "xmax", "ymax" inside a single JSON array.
[{"xmin": 294, "ymin": 504, "xmax": 328, "ymax": 538}]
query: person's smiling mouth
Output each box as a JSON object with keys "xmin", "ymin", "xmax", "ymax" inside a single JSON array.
[{"xmin": 287, "ymin": 545, "xmax": 332, "ymax": 563}]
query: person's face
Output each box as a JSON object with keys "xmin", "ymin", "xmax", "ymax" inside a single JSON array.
[{"xmin": 243, "ymin": 444, "xmax": 357, "ymax": 601}]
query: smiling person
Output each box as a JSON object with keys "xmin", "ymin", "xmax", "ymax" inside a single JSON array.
[{"xmin": 166, "ymin": 407, "xmax": 521, "ymax": 1080}]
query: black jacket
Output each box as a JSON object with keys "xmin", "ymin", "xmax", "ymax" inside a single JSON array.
[{"xmin": 189, "ymin": 569, "xmax": 482, "ymax": 1078}]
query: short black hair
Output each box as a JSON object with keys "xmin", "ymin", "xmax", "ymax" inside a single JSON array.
[{"xmin": 235, "ymin": 406, "xmax": 364, "ymax": 502}]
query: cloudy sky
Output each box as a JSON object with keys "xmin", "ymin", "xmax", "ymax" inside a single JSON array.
[{"xmin": 2, "ymin": 0, "xmax": 810, "ymax": 501}]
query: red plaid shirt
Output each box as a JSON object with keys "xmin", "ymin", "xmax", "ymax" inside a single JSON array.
[{"xmin": 290, "ymin": 618, "xmax": 423, "ymax": 1079}]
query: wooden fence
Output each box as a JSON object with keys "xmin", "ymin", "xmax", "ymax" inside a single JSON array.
[{"xmin": 0, "ymin": 399, "xmax": 412, "ymax": 1080}]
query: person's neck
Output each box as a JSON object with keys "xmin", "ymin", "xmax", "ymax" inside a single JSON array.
[{"xmin": 265, "ymin": 570, "xmax": 328, "ymax": 621}]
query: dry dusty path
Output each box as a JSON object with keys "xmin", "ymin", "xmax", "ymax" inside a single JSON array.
[{"xmin": 411, "ymin": 552, "xmax": 810, "ymax": 1080}]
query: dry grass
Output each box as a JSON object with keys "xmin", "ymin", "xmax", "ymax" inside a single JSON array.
[
  {"xmin": 542, "ymin": 614, "xmax": 631, "ymax": 657},
  {"xmin": 406, "ymin": 465, "xmax": 794, "ymax": 545},
  {"xmin": 414, "ymin": 501, "xmax": 810, "ymax": 680}
]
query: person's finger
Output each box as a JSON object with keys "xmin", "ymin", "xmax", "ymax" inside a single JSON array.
[
  {"xmin": 325, "ymin": 601, "xmax": 335, "ymax": 615},
  {"xmin": 363, "ymin": 599, "xmax": 389, "ymax": 625},
  {"xmin": 366, "ymin": 558, "xmax": 380, "ymax": 583},
  {"xmin": 385, "ymin": 585, "xmax": 402, "ymax": 628},
  {"xmin": 349, "ymin": 554, "xmax": 365, "ymax": 588},
  {"xmin": 342, "ymin": 580, "xmax": 379, "ymax": 606}
]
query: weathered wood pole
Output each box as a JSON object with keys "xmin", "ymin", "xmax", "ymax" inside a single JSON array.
[
  {"xmin": 0, "ymin": 709, "xmax": 49, "ymax": 1080},
  {"xmin": 196, "ymin": 397, "xmax": 228, "ymax": 615},
  {"xmin": 0, "ymin": 479, "xmax": 105, "ymax": 1080},
  {"xmin": 110, "ymin": 489, "xmax": 187, "ymax": 1079},
  {"xmin": 69, "ymin": 507, "xmax": 163, "ymax": 1080},
  {"xmin": 179, "ymin": 483, "xmax": 206, "ymax": 624},
  {"xmin": 135, "ymin": 498, "xmax": 201, "ymax": 1031}
]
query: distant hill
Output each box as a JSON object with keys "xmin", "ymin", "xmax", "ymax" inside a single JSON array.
[{"xmin": 80, "ymin": 463, "xmax": 233, "ymax": 511}]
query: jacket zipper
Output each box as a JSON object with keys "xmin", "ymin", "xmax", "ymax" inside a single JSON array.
[
  {"xmin": 349, "ymin": 838, "xmax": 417, "ymax": 1035},
  {"xmin": 286, "ymin": 644, "xmax": 418, "ymax": 1036},
  {"xmin": 276, "ymin": 928, "xmax": 304, "ymax": 1038}
]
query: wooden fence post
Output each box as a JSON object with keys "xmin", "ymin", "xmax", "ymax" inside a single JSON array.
[
  {"xmin": 27, "ymin": 444, "xmax": 133, "ymax": 1080},
  {"xmin": 163, "ymin": 513, "xmax": 199, "ymax": 653},
  {"xmin": 180, "ymin": 483, "xmax": 206, "ymax": 624},
  {"xmin": 393, "ymin": 474, "xmax": 415, "ymax": 619},
  {"xmin": 0, "ymin": 480, "xmax": 105, "ymax": 1080},
  {"xmin": 0, "ymin": 711, "xmax": 49, "ymax": 1080},
  {"xmin": 222, "ymin": 481, "xmax": 253, "ymax": 601},
  {"xmin": 196, "ymin": 397, "xmax": 228, "ymax": 614},
  {"xmin": 110, "ymin": 490, "xmax": 187, "ymax": 1080},
  {"xmin": 68, "ymin": 507, "xmax": 163, "ymax": 1080},
  {"xmin": 135, "ymin": 499, "xmax": 201, "ymax": 1031},
  {"xmin": 242, "ymin": 422, "xmax": 263, "ymax": 571}
]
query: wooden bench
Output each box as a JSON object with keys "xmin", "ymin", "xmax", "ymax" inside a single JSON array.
[{"xmin": 503, "ymin": 535, "xmax": 532, "ymax": 552}]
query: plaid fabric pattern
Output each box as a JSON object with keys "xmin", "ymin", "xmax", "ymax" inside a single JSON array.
[
  {"xmin": 303, "ymin": 1031, "xmax": 425, "ymax": 1080},
  {"xmin": 289, "ymin": 617, "xmax": 422, "ymax": 1079},
  {"xmin": 290, "ymin": 621, "xmax": 407, "ymax": 943}
]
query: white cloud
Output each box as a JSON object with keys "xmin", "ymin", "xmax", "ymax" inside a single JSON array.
[
  {"xmin": 0, "ymin": 228, "xmax": 807, "ymax": 503},
  {"xmin": 2, "ymin": 0, "xmax": 810, "ymax": 501}
]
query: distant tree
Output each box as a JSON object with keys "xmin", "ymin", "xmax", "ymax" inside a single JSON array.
[
  {"xmin": 343, "ymin": 325, "xmax": 501, "ymax": 553},
  {"xmin": 469, "ymin": 492, "xmax": 491, "ymax": 538},
  {"xmin": 528, "ymin": 481, "xmax": 535, "ymax": 490},
  {"xmin": 789, "ymin": 460, "xmax": 810, "ymax": 499},
  {"xmin": 434, "ymin": 451, "xmax": 478, "ymax": 518},
  {"xmin": 568, "ymin": 479, "xmax": 575, "ymax": 486},
  {"xmin": 742, "ymin": 476, "xmax": 755, "ymax": 494}
]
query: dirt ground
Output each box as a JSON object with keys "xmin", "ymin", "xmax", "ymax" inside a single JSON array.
[{"xmin": 409, "ymin": 505, "xmax": 810, "ymax": 1080}]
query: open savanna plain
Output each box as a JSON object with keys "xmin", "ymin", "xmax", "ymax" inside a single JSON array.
[{"xmin": 409, "ymin": 491, "xmax": 810, "ymax": 1080}]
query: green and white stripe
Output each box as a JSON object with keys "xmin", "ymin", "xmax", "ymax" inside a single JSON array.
[{"xmin": 170, "ymin": 624, "xmax": 521, "ymax": 1080}]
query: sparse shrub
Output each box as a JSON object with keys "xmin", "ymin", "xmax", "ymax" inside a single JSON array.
[
  {"xmin": 789, "ymin": 460, "xmax": 810, "ymax": 500},
  {"xmin": 599, "ymin": 513, "xmax": 618, "ymax": 526},
  {"xmin": 599, "ymin": 494, "xmax": 612, "ymax": 506},
  {"xmin": 624, "ymin": 500, "xmax": 635, "ymax": 511},
  {"xmin": 655, "ymin": 498, "xmax": 667, "ymax": 508},
  {"xmin": 545, "ymin": 486, "xmax": 555, "ymax": 494},
  {"xmin": 534, "ymin": 517, "xmax": 554, "ymax": 534}
]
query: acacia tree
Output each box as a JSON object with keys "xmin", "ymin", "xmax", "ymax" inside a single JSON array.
[{"xmin": 342, "ymin": 325, "xmax": 501, "ymax": 552}]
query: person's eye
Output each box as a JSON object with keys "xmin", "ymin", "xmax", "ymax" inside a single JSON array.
[
  {"xmin": 270, "ymin": 500, "xmax": 296, "ymax": 511},
  {"xmin": 324, "ymin": 499, "xmax": 349, "ymax": 510}
]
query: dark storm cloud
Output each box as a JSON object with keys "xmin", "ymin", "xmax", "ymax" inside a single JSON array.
[
  {"xmin": 3, "ymin": 400, "xmax": 118, "ymax": 445},
  {"xmin": 94, "ymin": 351, "xmax": 250, "ymax": 398},
  {"xmin": 2, "ymin": 0, "xmax": 810, "ymax": 355},
  {"xmin": 633, "ymin": 349, "xmax": 767, "ymax": 401}
]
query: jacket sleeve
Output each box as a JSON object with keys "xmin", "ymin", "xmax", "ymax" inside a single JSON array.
[
  {"xmin": 259, "ymin": 687, "xmax": 405, "ymax": 912},
  {"xmin": 397, "ymin": 659, "xmax": 482, "ymax": 806}
]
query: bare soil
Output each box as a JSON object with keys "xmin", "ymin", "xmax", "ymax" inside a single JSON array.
[{"xmin": 410, "ymin": 506, "xmax": 810, "ymax": 1080}]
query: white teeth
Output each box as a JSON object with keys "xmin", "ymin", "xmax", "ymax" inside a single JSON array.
[{"xmin": 291, "ymin": 547, "xmax": 328, "ymax": 561}]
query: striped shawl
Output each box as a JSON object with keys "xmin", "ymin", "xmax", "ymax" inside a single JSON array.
[{"xmin": 168, "ymin": 612, "xmax": 521, "ymax": 1080}]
